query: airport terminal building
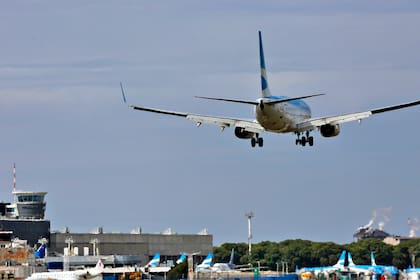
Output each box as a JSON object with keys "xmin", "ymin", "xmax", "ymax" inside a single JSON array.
[{"xmin": 49, "ymin": 229, "xmax": 213, "ymax": 266}]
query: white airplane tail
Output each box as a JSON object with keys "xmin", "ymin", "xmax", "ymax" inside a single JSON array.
[
  {"xmin": 95, "ymin": 259, "xmax": 105, "ymax": 270},
  {"xmin": 84, "ymin": 259, "xmax": 105, "ymax": 277},
  {"xmin": 259, "ymin": 31, "xmax": 271, "ymax": 98},
  {"xmin": 228, "ymin": 248, "xmax": 235, "ymax": 267}
]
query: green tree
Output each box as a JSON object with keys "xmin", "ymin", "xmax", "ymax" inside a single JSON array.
[
  {"xmin": 213, "ymin": 238, "xmax": 420, "ymax": 271},
  {"xmin": 167, "ymin": 260, "xmax": 187, "ymax": 280}
]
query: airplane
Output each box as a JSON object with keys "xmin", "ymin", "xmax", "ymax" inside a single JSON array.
[
  {"xmin": 176, "ymin": 253, "xmax": 187, "ymax": 264},
  {"xmin": 26, "ymin": 259, "xmax": 104, "ymax": 280},
  {"xmin": 209, "ymin": 248, "xmax": 235, "ymax": 272},
  {"xmin": 196, "ymin": 253, "xmax": 213, "ymax": 272},
  {"xmin": 299, "ymin": 250, "xmax": 378, "ymax": 278},
  {"xmin": 370, "ymin": 252, "xmax": 398, "ymax": 275},
  {"xmin": 120, "ymin": 31, "xmax": 420, "ymax": 148},
  {"xmin": 34, "ymin": 243, "xmax": 47, "ymax": 259},
  {"xmin": 355, "ymin": 252, "xmax": 399, "ymax": 276},
  {"xmin": 141, "ymin": 253, "xmax": 172, "ymax": 274},
  {"xmin": 300, "ymin": 250, "xmax": 398, "ymax": 279},
  {"xmin": 298, "ymin": 250, "xmax": 348, "ymax": 276},
  {"xmin": 196, "ymin": 249, "xmax": 251, "ymax": 273}
]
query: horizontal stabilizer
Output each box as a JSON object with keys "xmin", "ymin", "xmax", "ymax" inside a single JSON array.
[
  {"xmin": 265, "ymin": 93, "xmax": 325, "ymax": 105},
  {"xmin": 195, "ymin": 93, "xmax": 324, "ymax": 106},
  {"xmin": 195, "ymin": 96, "xmax": 258, "ymax": 105}
]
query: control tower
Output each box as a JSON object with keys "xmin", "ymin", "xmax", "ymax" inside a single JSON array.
[
  {"xmin": 7, "ymin": 190, "xmax": 47, "ymax": 219},
  {"xmin": 0, "ymin": 164, "xmax": 50, "ymax": 246}
]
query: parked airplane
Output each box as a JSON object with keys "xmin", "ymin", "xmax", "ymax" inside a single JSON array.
[
  {"xmin": 210, "ymin": 248, "xmax": 235, "ymax": 272},
  {"xmin": 120, "ymin": 31, "xmax": 420, "ymax": 148},
  {"xmin": 299, "ymin": 250, "xmax": 349, "ymax": 275},
  {"xmin": 34, "ymin": 243, "xmax": 47, "ymax": 259},
  {"xmin": 27, "ymin": 259, "xmax": 104, "ymax": 280},
  {"xmin": 196, "ymin": 249, "xmax": 250, "ymax": 273},
  {"xmin": 300, "ymin": 250, "xmax": 397, "ymax": 279},
  {"xmin": 196, "ymin": 253, "xmax": 213, "ymax": 272},
  {"xmin": 141, "ymin": 253, "xmax": 171, "ymax": 273},
  {"xmin": 357, "ymin": 252, "xmax": 398, "ymax": 275}
]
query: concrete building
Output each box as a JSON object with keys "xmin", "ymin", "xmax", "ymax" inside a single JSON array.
[
  {"xmin": 0, "ymin": 190, "xmax": 50, "ymax": 247},
  {"xmin": 49, "ymin": 230, "xmax": 213, "ymax": 266}
]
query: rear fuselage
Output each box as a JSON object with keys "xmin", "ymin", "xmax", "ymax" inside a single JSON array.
[{"xmin": 255, "ymin": 96, "xmax": 311, "ymax": 133}]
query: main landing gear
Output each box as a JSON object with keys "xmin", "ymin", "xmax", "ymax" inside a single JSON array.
[
  {"xmin": 251, "ymin": 134, "xmax": 263, "ymax": 148},
  {"xmin": 295, "ymin": 131, "xmax": 314, "ymax": 147}
]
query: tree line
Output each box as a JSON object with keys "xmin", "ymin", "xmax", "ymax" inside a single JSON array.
[{"xmin": 213, "ymin": 239, "xmax": 420, "ymax": 271}]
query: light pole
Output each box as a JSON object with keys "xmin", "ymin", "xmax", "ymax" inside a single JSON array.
[
  {"xmin": 245, "ymin": 211, "xmax": 254, "ymax": 258},
  {"xmin": 281, "ymin": 261, "xmax": 288, "ymax": 274},
  {"xmin": 90, "ymin": 238, "xmax": 100, "ymax": 256}
]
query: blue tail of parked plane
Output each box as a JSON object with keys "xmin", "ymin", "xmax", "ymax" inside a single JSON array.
[
  {"xmin": 196, "ymin": 253, "xmax": 213, "ymax": 270},
  {"xmin": 146, "ymin": 253, "xmax": 160, "ymax": 267},
  {"xmin": 34, "ymin": 244, "xmax": 46, "ymax": 258},
  {"xmin": 176, "ymin": 253, "xmax": 187, "ymax": 264},
  {"xmin": 371, "ymin": 252, "xmax": 377, "ymax": 266}
]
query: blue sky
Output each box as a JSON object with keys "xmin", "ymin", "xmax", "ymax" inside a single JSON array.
[{"xmin": 1, "ymin": 1, "xmax": 420, "ymax": 245}]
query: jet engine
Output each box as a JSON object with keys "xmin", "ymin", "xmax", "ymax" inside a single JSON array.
[
  {"xmin": 234, "ymin": 127, "xmax": 255, "ymax": 139},
  {"xmin": 320, "ymin": 124, "xmax": 340, "ymax": 137}
]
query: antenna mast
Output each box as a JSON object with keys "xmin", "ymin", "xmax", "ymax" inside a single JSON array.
[{"xmin": 13, "ymin": 163, "xmax": 17, "ymax": 192}]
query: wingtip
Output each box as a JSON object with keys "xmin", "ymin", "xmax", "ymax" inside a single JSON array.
[{"xmin": 119, "ymin": 82, "xmax": 127, "ymax": 104}]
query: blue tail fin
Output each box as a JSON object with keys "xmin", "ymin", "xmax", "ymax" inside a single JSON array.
[
  {"xmin": 176, "ymin": 253, "xmax": 187, "ymax": 264},
  {"xmin": 371, "ymin": 252, "xmax": 377, "ymax": 266},
  {"xmin": 334, "ymin": 250, "xmax": 347, "ymax": 267},
  {"xmin": 259, "ymin": 31, "xmax": 271, "ymax": 98},
  {"xmin": 197, "ymin": 253, "xmax": 213, "ymax": 269},
  {"xmin": 147, "ymin": 253, "xmax": 160, "ymax": 267},
  {"xmin": 34, "ymin": 244, "xmax": 46, "ymax": 258}
]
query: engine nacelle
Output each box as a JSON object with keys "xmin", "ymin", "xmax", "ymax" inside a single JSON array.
[
  {"xmin": 320, "ymin": 124, "xmax": 340, "ymax": 137},
  {"xmin": 234, "ymin": 127, "xmax": 255, "ymax": 139}
]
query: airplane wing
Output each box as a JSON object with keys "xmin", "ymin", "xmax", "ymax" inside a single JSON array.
[
  {"xmin": 121, "ymin": 83, "xmax": 264, "ymax": 134},
  {"xmin": 296, "ymin": 99, "xmax": 420, "ymax": 131},
  {"xmin": 129, "ymin": 105, "xmax": 265, "ymax": 133}
]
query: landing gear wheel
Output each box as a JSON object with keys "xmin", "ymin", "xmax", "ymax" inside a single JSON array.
[
  {"xmin": 251, "ymin": 138, "xmax": 256, "ymax": 147},
  {"xmin": 308, "ymin": 136, "xmax": 314, "ymax": 146},
  {"xmin": 258, "ymin": 137, "xmax": 263, "ymax": 147},
  {"xmin": 301, "ymin": 136, "xmax": 307, "ymax": 146}
]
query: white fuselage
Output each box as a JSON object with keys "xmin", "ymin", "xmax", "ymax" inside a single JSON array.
[{"xmin": 255, "ymin": 97, "xmax": 311, "ymax": 133}]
